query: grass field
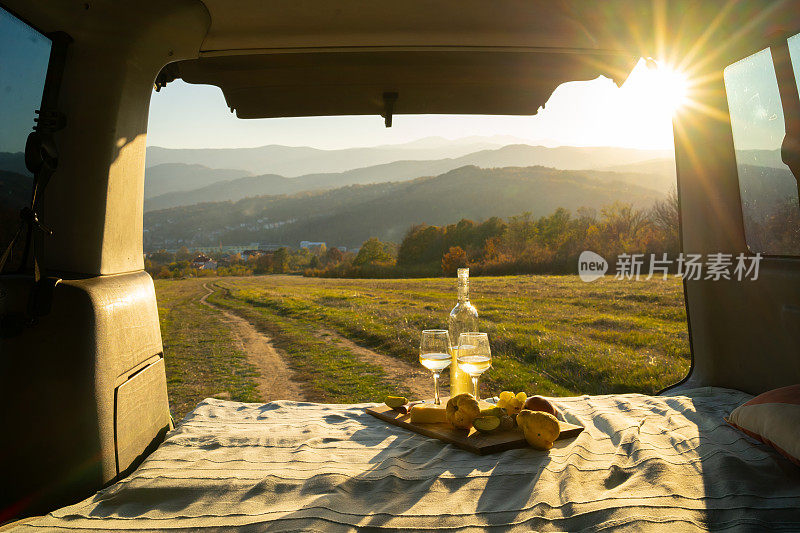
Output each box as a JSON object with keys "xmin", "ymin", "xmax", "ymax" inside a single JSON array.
[{"xmin": 156, "ymin": 275, "xmax": 691, "ymax": 419}]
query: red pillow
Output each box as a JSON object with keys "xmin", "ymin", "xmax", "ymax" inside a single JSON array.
[{"xmin": 727, "ymin": 384, "xmax": 800, "ymax": 466}]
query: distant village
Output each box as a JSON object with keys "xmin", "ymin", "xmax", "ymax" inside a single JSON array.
[
  {"xmin": 141, "ymin": 238, "xmax": 376, "ymax": 279},
  {"xmin": 145, "ymin": 241, "xmax": 352, "ymax": 272}
]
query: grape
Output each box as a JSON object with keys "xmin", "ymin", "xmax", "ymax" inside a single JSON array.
[{"xmin": 498, "ymin": 391, "xmax": 515, "ymax": 404}]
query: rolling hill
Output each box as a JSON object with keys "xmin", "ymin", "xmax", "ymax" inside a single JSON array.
[
  {"xmin": 144, "ymin": 144, "xmax": 677, "ymax": 211},
  {"xmin": 144, "ymin": 136, "xmax": 516, "ymax": 176},
  {"xmin": 144, "ymin": 163, "xmax": 251, "ymax": 198},
  {"xmin": 0, "ymin": 152, "xmax": 28, "ymax": 176},
  {"xmin": 600, "ymin": 158, "xmax": 677, "ymax": 192},
  {"xmin": 144, "ymin": 159, "xmax": 460, "ymax": 211},
  {"xmin": 145, "ymin": 139, "xmax": 672, "ymax": 178},
  {"xmin": 143, "ymin": 165, "xmax": 665, "ymax": 250}
]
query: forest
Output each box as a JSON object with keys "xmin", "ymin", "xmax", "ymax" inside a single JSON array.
[{"xmin": 146, "ymin": 192, "xmax": 681, "ymax": 279}]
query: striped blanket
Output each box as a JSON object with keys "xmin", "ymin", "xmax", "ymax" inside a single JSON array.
[{"xmin": 11, "ymin": 387, "xmax": 800, "ymax": 531}]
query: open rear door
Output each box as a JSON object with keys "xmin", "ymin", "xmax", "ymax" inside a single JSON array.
[{"xmin": 674, "ymin": 30, "xmax": 800, "ymax": 394}]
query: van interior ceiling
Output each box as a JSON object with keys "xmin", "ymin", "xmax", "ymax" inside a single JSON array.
[{"xmin": 1, "ymin": 0, "xmax": 799, "ymax": 528}]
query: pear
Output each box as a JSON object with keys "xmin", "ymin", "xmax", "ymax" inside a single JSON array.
[
  {"xmin": 446, "ymin": 393, "xmax": 481, "ymax": 430},
  {"xmin": 523, "ymin": 395, "xmax": 557, "ymax": 417},
  {"xmin": 517, "ymin": 409, "xmax": 560, "ymax": 450}
]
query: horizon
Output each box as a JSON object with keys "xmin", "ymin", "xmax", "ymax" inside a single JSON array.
[{"xmin": 144, "ymin": 136, "xmax": 677, "ymax": 153}]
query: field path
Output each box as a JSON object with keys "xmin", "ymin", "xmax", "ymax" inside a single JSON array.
[
  {"xmin": 200, "ymin": 283, "xmax": 307, "ymax": 402},
  {"xmin": 310, "ymin": 329, "xmax": 433, "ymax": 400}
]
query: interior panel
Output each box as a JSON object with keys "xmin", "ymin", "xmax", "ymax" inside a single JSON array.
[
  {"xmin": 175, "ymin": 50, "xmax": 635, "ymax": 118},
  {"xmin": 115, "ymin": 357, "xmax": 171, "ymax": 476},
  {"xmin": 0, "ymin": 271, "xmax": 167, "ymax": 518}
]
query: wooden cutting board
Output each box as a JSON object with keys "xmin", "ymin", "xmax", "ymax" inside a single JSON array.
[{"xmin": 365, "ymin": 401, "xmax": 584, "ymax": 455}]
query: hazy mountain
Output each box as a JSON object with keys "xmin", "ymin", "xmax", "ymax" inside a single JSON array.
[
  {"xmin": 144, "ymin": 159, "xmax": 460, "ymax": 211},
  {"xmin": 737, "ymin": 164, "xmax": 799, "ymax": 218},
  {"xmin": 144, "ymin": 144, "xmax": 677, "ymax": 211},
  {"xmin": 0, "ymin": 152, "xmax": 28, "ymax": 176},
  {"xmin": 448, "ymin": 144, "xmax": 672, "ymax": 170},
  {"xmin": 736, "ymin": 149, "xmax": 785, "ymax": 169},
  {"xmin": 144, "ymin": 163, "xmax": 251, "ymax": 198},
  {"xmin": 143, "ymin": 165, "xmax": 664, "ymax": 250},
  {"xmin": 145, "ymin": 136, "xmax": 514, "ymax": 176},
  {"xmin": 145, "ymin": 137, "xmax": 676, "ymax": 176},
  {"xmin": 380, "ymin": 135, "xmax": 529, "ymax": 150},
  {"xmin": 599, "ymin": 158, "xmax": 677, "ymax": 193}
]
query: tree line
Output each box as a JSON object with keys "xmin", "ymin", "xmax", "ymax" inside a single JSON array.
[
  {"xmin": 145, "ymin": 194, "xmax": 680, "ymax": 280},
  {"xmin": 306, "ymin": 193, "xmax": 681, "ymax": 278},
  {"xmin": 145, "ymin": 246, "xmax": 345, "ymax": 279}
]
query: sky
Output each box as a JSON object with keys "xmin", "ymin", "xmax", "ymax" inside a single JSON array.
[
  {"xmin": 146, "ymin": 59, "xmax": 683, "ymax": 151},
  {"xmin": 1, "ymin": 3, "xmax": 688, "ymax": 154},
  {"xmin": 5, "ymin": 5, "xmax": 798, "ymax": 155}
]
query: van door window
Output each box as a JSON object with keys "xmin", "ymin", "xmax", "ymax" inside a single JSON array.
[
  {"xmin": 0, "ymin": 7, "xmax": 52, "ymax": 270},
  {"xmin": 790, "ymin": 33, "xmax": 800, "ymax": 91},
  {"xmin": 724, "ymin": 40, "xmax": 800, "ymax": 256}
]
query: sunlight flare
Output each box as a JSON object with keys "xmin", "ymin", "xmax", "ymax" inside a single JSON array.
[{"xmin": 625, "ymin": 60, "xmax": 690, "ymax": 116}]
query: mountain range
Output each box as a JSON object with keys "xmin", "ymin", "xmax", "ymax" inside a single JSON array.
[
  {"xmin": 143, "ymin": 144, "xmax": 677, "ymax": 211},
  {"xmin": 5, "ymin": 136, "xmax": 794, "ymax": 254},
  {"xmin": 144, "ymin": 163, "xmax": 252, "ymax": 199},
  {"xmin": 143, "ymin": 165, "xmax": 666, "ymax": 250},
  {"xmin": 144, "ymin": 136, "xmax": 520, "ymax": 176}
]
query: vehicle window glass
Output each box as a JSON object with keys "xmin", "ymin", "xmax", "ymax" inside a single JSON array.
[
  {"xmin": 0, "ymin": 7, "xmax": 52, "ymax": 269},
  {"xmin": 724, "ymin": 45, "xmax": 800, "ymax": 256},
  {"xmin": 790, "ymin": 33, "xmax": 800, "ymax": 88}
]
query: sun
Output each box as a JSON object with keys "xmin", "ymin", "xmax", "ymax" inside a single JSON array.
[
  {"xmin": 650, "ymin": 64, "xmax": 690, "ymax": 113},
  {"xmin": 624, "ymin": 59, "xmax": 690, "ymax": 116}
]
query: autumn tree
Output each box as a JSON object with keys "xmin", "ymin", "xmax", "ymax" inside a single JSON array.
[
  {"xmin": 325, "ymin": 246, "xmax": 343, "ymax": 265},
  {"xmin": 272, "ymin": 247, "xmax": 289, "ymax": 273},
  {"xmin": 398, "ymin": 224, "xmax": 443, "ymax": 265},
  {"xmin": 253, "ymin": 253, "xmax": 274, "ymax": 274},
  {"xmin": 441, "ymin": 246, "xmax": 468, "ymax": 276},
  {"xmin": 354, "ymin": 237, "xmax": 394, "ymax": 266}
]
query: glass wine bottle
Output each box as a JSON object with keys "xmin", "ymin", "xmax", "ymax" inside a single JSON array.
[{"xmin": 448, "ymin": 268, "xmax": 478, "ymax": 396}]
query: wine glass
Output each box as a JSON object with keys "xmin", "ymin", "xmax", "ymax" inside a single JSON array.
[
  {"xmin": 456, "ymin": 332, "xmax": 492, "ymax": 400},
  {"xmin": 419, "ymin": 330, "xmax": 452, "ymax": 405}
]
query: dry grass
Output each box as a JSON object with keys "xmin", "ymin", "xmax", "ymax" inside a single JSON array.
[{"xmin": 189, "ymin": 274, "xmax": 690, "ymax": 402}]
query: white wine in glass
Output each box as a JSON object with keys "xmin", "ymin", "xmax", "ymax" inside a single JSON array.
[
  {"xmin": 456, "ymin": 332, "xmax": 491, "ymax": 400},
  {"xmin": 419, "ymin": 330, "xmax": 452, "ymax": 405}
]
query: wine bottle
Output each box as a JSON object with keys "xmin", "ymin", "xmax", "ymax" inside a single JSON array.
[{"xmin": 448, "ymin": 268, "xmax": 478, "ymax": 396}]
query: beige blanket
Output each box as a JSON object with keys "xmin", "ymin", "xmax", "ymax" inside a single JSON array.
[{"xmin": 12, "ymin": 388, "xmax": 800, "ymax": 531}]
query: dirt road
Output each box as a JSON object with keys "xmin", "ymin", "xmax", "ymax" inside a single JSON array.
[
  {"xmin": 200, "ymin": 283, "xmax": 307, "ymax": 401},
  {"xmin": 202, "ymin": 282, "xmax": 435, "ymax": 401}
]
